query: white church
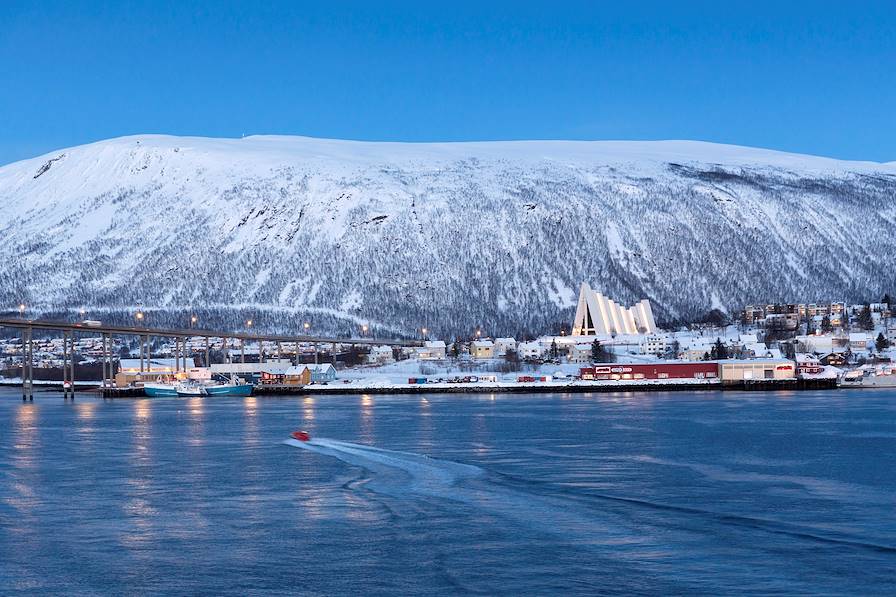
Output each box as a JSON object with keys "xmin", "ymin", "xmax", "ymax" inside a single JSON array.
[{"xmin": 571, "ymin": 282, "xmax": 657, "ymax": 336}]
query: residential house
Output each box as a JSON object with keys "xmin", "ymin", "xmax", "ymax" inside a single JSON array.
[
  {"xmin": 493, "ymin": 338, "xmax": 518, "ymax": 357},
  {"xmin": 794, "ymin": 353, "xmax": 823, "ymax": 376},
  {"xmin": 367, "ymin": 345, "xmax": 395, "ymax": 365},
  {"xmin": 417, "ymin": 340, "xmax": 447, "ymax": 360},
  {"xmin": 284, "ymin": 366, "xmax": 311, "ymax": 385},
  {"xmin": 518, "ymin": 341, "xmax": 544, "ymax": 360},
  {"xmin": 568, "ymin": 343, "xmax": 593, "ymax": 363},
  {"xmin": 470, "ymin": 340, "xmax": 495, "ymax": 359},
  {"xmin": 307, "ymin": 363, "xmax": 337, "ymax": 383},
  {"xmin": 819, "ymin": 352, "xmax": 848, "ymax": 367},
  {"xmin": 849, "ymin": 333, "xmax": 871, "ymax": 352}
]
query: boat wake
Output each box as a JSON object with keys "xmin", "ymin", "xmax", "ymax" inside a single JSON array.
[
  {"xmin": 284, "ymin": 437, "xmax": 646, "ymax": 548},
  {"xmin": 283, "ymin": 437, "xmax": 483, "ymax": 497},
  {"xmin": 284, "ymin": 437, "xmax": 896, "ymax": 558}
]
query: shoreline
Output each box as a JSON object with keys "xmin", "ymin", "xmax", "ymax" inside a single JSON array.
[{"xmin": 3, "ymin": 377, "xmax": 839, "ymax": 397}]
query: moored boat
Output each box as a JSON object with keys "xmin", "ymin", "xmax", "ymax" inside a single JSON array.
[
  {"xmin": 143, "ymin": 382, "xmax": 179, "ymax": 397},
  {"xmin": 204, "ymin": 382, "xmax": 254, "ymax": 397},
  {"xmin": 176, "ymin": 381, "xmax": 207, "ymax": 397}
]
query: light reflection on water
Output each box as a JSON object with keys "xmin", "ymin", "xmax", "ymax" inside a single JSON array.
[
  {"xmin": 359, "ymin": 394, "xmax": 375, "ymax": 443},
  {"xmin": 302, "ymin": 396, "xmax": 315, "ymax": 425}
]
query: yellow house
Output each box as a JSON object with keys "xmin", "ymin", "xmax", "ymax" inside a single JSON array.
[{"xmin": 284, "ymin": 365, "xmax": 311, "ymax": 385}]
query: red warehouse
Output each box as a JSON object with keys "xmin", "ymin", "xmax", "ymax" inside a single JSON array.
[{"xmin": 580, "ymin": 362, "xmax": 719, "ymax": 381}]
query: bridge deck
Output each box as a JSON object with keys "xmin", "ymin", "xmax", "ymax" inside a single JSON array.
[{"xmin": 0, "ymin": 318, "xmax": 422, "ymax": 347}]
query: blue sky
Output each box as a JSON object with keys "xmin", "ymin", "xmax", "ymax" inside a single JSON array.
[{"xmin": 1, "ymin": 1, "xmax": 894, "ymax": 164}]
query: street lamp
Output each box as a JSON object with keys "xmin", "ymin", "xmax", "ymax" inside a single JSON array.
[
  {"xmin": 361, "ymin": 324, "xmax": 368, "ymax": 335},
  {"xmin": 246, "ymin": 319, "xmax": 253, "ymax": 328},
  {"xmin": 18, "ymin": 303, "xmax": 25, "ymax": 318},
  {"xmin": 421, "ymin": 327, "xmax": 428, "ymax": 339},
  {"xmin": 135, "ymin": 310, "xmax": 144, "ymax": 323},
  {"xmin": 190, "ymin": 315, "xmax": 197, "ymax": 328},
  {"xmin": 304, "ymin": 322, "xmax": 310, "ymax": 331}
]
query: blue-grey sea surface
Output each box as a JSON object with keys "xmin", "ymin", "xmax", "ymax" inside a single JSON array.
[{"xmin": 1, "ymin": 388, "xmax": 894, "ymax": 595}]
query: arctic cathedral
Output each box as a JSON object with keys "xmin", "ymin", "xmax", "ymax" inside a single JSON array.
[{"xmin": 571, "ymin": 282, "xmax": 657, "ymax": 336}]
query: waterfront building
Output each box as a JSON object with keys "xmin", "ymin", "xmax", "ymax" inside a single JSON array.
[
  {"xmin": 307, "ymin": 363, "xmax": 337, "ymax": 383},
  {"xmin": 571, "ymin": 283, "xmax": 657, "ymax": 336},
  {"xmin": 717, "ymin": 359, "xmax": 795, "ymax": 382},
  {"xmin": 284, "ymin": 366, "xmax": 312, "ymax": 385},
  {"xmin": 580, "ymin": 362, "xmax": 718, "ymax": 381},
  {"xmin": 119, "ymin": 358, "xmax": 187, "ymax": 373}
]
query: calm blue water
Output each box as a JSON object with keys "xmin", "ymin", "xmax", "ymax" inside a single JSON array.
[{"xmin": 1, "ymin": 387, "xmax": 894, "ymax": 595}]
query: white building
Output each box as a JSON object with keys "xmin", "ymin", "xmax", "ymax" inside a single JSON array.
[
  {"xmin": 849, "ymin": 333, "xmax": 871, "ymax": 352},
  {"xmin": 367, "ymin": 345, "xmax": 395, "ymax": 365},
  {"xmin": 518, "ymin": 341, "xmax": 544, "ymax": 360},
  {"xmin": 417, "ymin": 340, "xmax": 447, "ymax": 360},
  {"xmin": 211, "ymin": 360, "xmax": 292, "ymax": 376},
  {"xmin": 639, "ymin": 334, "xmax": 668, "ymax": 356},
  {"xmin": 568, "ymin": 343, "xmax": 593, "ymax": 363},
  {"xmin": 493, "ymin": 338, "xmax": 518, "ymax": 357},
  {"xmin": 571, "ymin": 282, "xmax": 657, "ymax": 335},
  {"xmin": 119, "ymin": 358, "xmax": 185, "ymax": 373},
  {"xmin": 470, "ymin": 340, "xmax": 495, "ymax": 359}
]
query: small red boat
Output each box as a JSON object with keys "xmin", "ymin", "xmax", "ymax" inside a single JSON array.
[{"xmin": 291, "ymin": 430, "xmax": 311, "ymax": 442}]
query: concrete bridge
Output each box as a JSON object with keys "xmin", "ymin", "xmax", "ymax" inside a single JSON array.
[{"xmin": 0, "ymin": 317, "xmax": 423, "ymax": 400}]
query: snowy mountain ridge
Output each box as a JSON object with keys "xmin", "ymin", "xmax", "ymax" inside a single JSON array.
[{"xmin": 2, "ymin": 134, "xmax": 895, "ymax": 337}]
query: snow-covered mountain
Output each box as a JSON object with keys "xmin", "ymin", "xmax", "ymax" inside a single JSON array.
[{"xmin": 2, "ymin": 134, "xmax": 894, "ymax": 337}]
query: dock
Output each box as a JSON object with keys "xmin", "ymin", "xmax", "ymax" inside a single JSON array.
[{"xmin": 93, "ymin": 377, "xmax": 837, "ymax": 398}]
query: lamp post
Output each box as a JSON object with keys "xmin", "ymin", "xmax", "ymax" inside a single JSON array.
[
  {"xmin": 135, "ymin": 310, "xmax": 144, "ymax": 325},
  {"xmin": 190, "ymin": 315, "xmax": 197, "ymax": 329},
  {"xmin": 361, "ymin": 324, "xmax": 368, "ymax": 337},
  {"xmin": 18, "ymin": 303, "xmax": 25, "ymax": 319},
  {"xmin": 421, "ymin": 327, "xmax": 428, "ymax": 340}
]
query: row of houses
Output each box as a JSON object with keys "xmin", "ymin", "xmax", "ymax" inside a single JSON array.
[{"xmin": 742, "ymin": 301, "xmax": 892, "ymax": 330}]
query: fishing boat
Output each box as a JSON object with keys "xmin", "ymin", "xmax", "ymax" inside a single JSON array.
[
  {"xmin": 175, "ymin": 381, "xmax": 207, "ymax": 397},
  {"xmin": 203, "ymin": 381, "xmax": 254, "ymax": 397},
  {"xmin": 142, "ymin": 382, "xmax": 179, "ymax": 397}
]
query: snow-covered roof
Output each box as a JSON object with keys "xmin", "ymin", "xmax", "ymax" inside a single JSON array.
[
  {"xmin": 119, "ymin": 358, "xmax": 184, "ymax": 371},
  {"xmin": 472, "ymin": 340, "xmax": 494, "ymax": 348},
  {"xmin": 424, "ymin": 340, "xmax": 446, "ymax": 348},
  {"xmin": 307, "ymin": 363, "xmax": 336, "ymax": 372}
]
